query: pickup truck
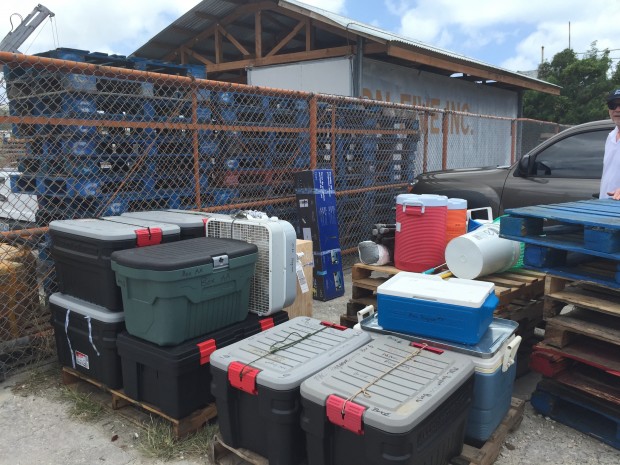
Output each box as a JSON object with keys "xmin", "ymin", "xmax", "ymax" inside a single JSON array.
[{"xmin": 410, "ymin": 119, "xmax": 613, "ymax": 217}]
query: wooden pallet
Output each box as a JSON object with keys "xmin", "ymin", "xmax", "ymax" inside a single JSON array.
[
  {"xmin": 451, "ymin": 398, "xmax": 526, "ymax": 465},
  {"xmin": 543, "ymin": 307, "xmax": 620, "ymax": 349},
  {"xmin": 342, "ymin": 263, "xmax": 546, "ymax": 328},
  {"xmin": 531, "ymin": 378, "xmax": 620, "ymax": 450},
  {"xmin": 210, "ymin": 434, "xmax": 269, "ymax": 465},
  {"xmin": 61, "ymin": 366, "xmax": 217, "ymax": 438},
  {"xmin": 544, "ymin": 274, "xmax": 620, "ymax": 320}
]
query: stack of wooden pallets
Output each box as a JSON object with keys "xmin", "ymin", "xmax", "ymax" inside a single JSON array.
[{"xmin": 501, "ymin": 199, "xmax": 620, "ymax": 450}]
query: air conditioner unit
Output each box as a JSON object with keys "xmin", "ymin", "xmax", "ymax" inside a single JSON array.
[{"xmin": 204, "ymin": 211, "xmax": 297, "ymax": 315}]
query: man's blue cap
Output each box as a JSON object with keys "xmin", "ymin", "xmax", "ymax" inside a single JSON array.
[{"xmin": 606, "ymin": 89, "xmax": 620, "ymax": 102}]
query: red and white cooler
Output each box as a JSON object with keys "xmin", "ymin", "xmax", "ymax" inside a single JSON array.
[{"xmin": 394, "ymin": 194, "xmax": 448, "ymax": 272}]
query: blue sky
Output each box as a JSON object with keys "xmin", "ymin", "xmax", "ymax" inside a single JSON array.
[{"xmin": 1, "ymin": 0, "xmax": 619, "ymax": 73}]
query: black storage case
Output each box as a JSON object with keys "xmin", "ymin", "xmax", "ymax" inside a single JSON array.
[
  {"xmin": 50, "ymin": 292, "xmax": 125, "ymax": 389},
  {"xmin": 116, "ymin": 311, "xmax": 289, "ymax": 419},
  {"xmin": 49, "ymin": 217, "xmax": 180, "ymax": 311}
]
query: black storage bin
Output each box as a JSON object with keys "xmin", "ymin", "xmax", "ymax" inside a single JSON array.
[
  {"xmin": 49, "ymin": 217, "xmax": 180, "ymax": 311},
  {"xmin": 50, "ymin": 292, "xmax": 125, "ymax": 389},
  {"xmin": 116, "ymin": 311, "xmax": 289, "ymax": 419}
]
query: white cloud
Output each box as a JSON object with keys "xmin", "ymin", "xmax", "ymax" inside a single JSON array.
[{"xmin": 391, "ymin": 0, "xmax": 620, "ymax": 70}]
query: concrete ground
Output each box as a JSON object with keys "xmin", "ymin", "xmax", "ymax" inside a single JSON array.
[{"xmin": 0, "ymin": 268, "xmax": 619, "ymax": 465}]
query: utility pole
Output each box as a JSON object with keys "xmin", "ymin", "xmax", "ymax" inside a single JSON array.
[{"xmin": 568, "ymin": 21, "xmax": 571, "ymax": 50}]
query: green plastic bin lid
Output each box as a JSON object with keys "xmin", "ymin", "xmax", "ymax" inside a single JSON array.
[{"xmin": 110, "ymin": 237, "xmax": 258, "ymax": 271}]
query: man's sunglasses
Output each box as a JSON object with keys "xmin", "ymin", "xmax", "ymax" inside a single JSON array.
[{"xmin": 608, "ymin": 102, "xmax": 620, "ymax": 110}]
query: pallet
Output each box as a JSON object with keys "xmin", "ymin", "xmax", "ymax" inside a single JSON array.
[
  {"xmin": 531, "ymin": 378, "xmax": 620, "ymax": 450},
  {"xmin": 61, "ymin": 366, "xmax": 217, "ymax": 438},
  {"xmin": 210, "ymin": 434, "xmax": 270, "ymax": 465},
  {"xmin": 542, "ymin": 307, "xmax": 620, "ymax": 349},
  {"xmin": 451, "ymin": 398, "xmax": 526, "ymax": 465},
  {"xmin": 343, "ymin": 263, "xmax": 546, "ymax": 328},
  {"xmin": 544, "ymin": 274, "xmax": 620, "ymax": 320}
]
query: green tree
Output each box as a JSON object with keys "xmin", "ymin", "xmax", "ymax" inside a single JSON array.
[{"xmin": 523, "ymin": 44, "xmax": 617, "ymax": 124}]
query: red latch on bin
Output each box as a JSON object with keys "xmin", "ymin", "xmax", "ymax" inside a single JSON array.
[
  {"xmin": 228, "ymin": 361, "xmax": 260, "ymax": 395},
  {"xmin": 134, "ymin": 228, "xmax": 163, "ymax": 247},
  {"xmin": 197, "ymin": 339, "xmax": 216, "ymax": 365},
  {"xmin": 326, "ymin": 395, "xmax": 365, "ymax": 435},
  {"xmin": 410, "ymin": 342, "xmax": 444, "ymax": 354},
  {"xmin": 320, "ymin": 321, "xmax": 347, "ymax": 331},
  {"xmin": 259, "ymin": 317, "xmax": 274, "ymax": 331}
]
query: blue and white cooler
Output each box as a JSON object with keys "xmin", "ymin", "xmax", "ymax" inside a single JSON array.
[
  {"xmin": 300, "ymin": 334, "xmax": 475, "ymax": 465},
  {"xmin": 377, "ymin": 272, "xmax": 498, "ymax": 345},
  {"xmin": 359, "ymin": 310, "xmax": 521, "ymax": 442},
  {"xmin": 209, "ymin": 317, "xmax": 371, "ymax": 465}
]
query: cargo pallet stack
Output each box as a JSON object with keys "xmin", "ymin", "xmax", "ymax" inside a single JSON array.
[
  {"xmin": 6, "ymin": 48, "xmax": 211, "ymax": 223},
  {"xmin": 500, "ymin": 199, "xmax": 620, "ymax": 450}
]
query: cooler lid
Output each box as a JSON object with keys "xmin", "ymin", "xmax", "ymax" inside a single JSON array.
[
  {"xmin": 300, "ymin": 334, "xmax": 474, "ymax": 434},
  {"xmin": 378, "ymin": 272, "xmax": 495, "ymax": 308},
  {"xmin": 395, "ymin": 193, "xmax": 448, "ymax": 207},
  {"xmin": 360, "ymin": 314, "xmax": 518, "ymax": 358},
  {"xmin": 447, "ymin": 198, "xmax": 467, "ymax": 210},
  {"xmin": 209, "ymin": 317, "xmax": 371, "ymax": 391},
  {"xmin": 49, "ymin": 218, "xmax": 179, "ymax": 241},
  {"xmin": 121, "ymin": 210, "xmax": 210, "ymax": 229},
  {"xmin": 110, "ymin": 237, "xmax": 257, "ymax": 271},
  {"xmin": 49, "ymin": 292, "xmax": 125, "ymax": 323}
]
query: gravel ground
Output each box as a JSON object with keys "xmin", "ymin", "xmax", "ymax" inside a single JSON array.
[{"xmin": 0, "ymin": 268, "xmax": 618, "ymax": 465}]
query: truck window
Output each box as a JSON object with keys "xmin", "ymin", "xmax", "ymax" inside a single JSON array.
[{"xmin": 532, "ymin": 130, "xmax": 607, "ymax": 179}]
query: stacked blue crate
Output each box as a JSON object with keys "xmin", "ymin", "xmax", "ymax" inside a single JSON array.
[{"xmin": 6, "ymin": 48, "xmax": 213, "ymax": 222}]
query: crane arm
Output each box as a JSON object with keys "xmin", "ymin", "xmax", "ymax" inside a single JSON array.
[{"xmin": 0, "ymin": 4, "xmax": 54, "ymax": 53}]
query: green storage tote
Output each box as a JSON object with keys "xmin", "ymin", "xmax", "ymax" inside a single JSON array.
[{"xmin": 111, "ymin": 237, "xmax": 258, "ymax": 346}]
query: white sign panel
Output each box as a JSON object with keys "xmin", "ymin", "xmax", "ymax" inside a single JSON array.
[{"xmin": 248, "ymin": 57, "xmax": 353, "ymax": 96}]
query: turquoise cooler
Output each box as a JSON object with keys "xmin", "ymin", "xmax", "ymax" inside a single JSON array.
[{"xmin": 360, "ymin": 311, "xmax": 521, "ymax": 442}]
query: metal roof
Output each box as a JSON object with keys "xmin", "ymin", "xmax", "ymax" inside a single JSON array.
[{"xmin": 132, "ymin": 0, "xmax": 558, "ymax": 92}]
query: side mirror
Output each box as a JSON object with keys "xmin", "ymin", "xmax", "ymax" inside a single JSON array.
[{"xmin": 516, "ymin": 155, "xmax": 531, "ymax": 176}]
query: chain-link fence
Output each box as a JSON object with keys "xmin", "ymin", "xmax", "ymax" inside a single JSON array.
[{"xmin": 0, "ymin": 49, "xmax": 570, "ymax": 379}]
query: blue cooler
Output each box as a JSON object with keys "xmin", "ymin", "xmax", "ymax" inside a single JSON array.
[
  {"xmin": 377, "ymin": 272, "xmax": 497, "ymax": 345},
  {"xmin": 360, "ymin": 311, "xmax": 521, "ymax": 442}
]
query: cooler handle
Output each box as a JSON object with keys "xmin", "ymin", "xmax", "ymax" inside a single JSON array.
[
  {"xmin": 356, "ymin": 305, "xmax": 375, "ymax": 323},
  {"xmin": 135, "ymin": 227, "xmax": 163, "ymax": 246},
  {"xmin": 401, "ymin": 200, "xmax": 425, "ymax": 215},
  {"xmin": 466, "ymin": 207, "xmax": 493, "ymax": 222},
  {"xmin": 502, "ymin": 335, "xmax": 522, "ymax": 372}
]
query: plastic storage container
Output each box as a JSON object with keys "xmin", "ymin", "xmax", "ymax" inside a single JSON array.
[
  {"xmin": 50, "ymin": 292, "xmax": 125, "ymax": 388},
  {"xmin": 209, "ymin": 317, "xmax": 372, "ymax": 465},
  {"xmin": 359, "ymin": 312, "xmax": 521, "ymax": 442},
  {"xmin": 111, "ymin": 237, "xmax": 258, "ymax": 346},
  {"xmin": 377, "ymin": 272, "xmax": 498, "ymax": 345},
  {"xmin": 121, "ymin": 210, "xmax": 211, "ymax": 239},
  {"xmin": 446, "ymin": 197, "xmax": 467, "ymax": 244},
  {"xmin": 116, "ymin": 311, "xmax": 289, "ymax": 419},
  {"xmin": 395, "ymin": 194, "xmax": 448, "ymax": 272},
  {"xmin": 49, "ymin": 218, "xmax": 180, "ymax": 311},
  {"xmin": 300, "ymin": 334, "xmax": 475, "ymax": 465}
]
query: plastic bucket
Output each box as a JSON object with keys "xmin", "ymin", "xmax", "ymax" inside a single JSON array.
[
  {"xmin": 395, "ymin": 194, "xmax": 447, "ymax": 272},
  {"xmin": 445, "ymin": 223, "xmax": 522, "ymax": 279},
  {"xmin": 446, "ymin": 198, "xmax": 467, "ymax": 244}
]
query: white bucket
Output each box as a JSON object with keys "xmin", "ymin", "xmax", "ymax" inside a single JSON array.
[{"xmin": 445, "ymin": 223, "xmax": 522, "ymax": 279}]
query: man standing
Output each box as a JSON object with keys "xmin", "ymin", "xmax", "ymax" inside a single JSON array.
[{"xmin": 601, "ymin": 89, "xmax": 620, "ymax": 200}]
